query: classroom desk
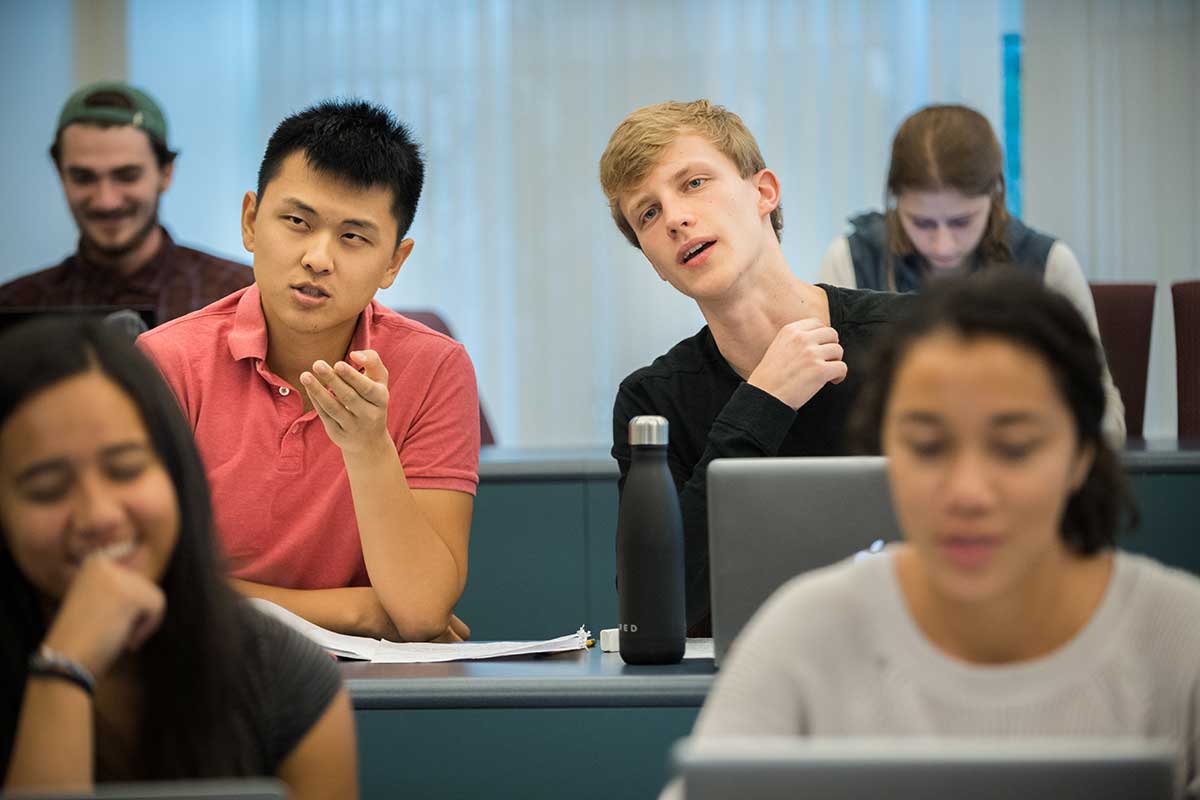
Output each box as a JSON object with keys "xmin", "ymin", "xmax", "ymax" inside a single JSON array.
[
  {"xmin": 350, "ymin": 441, "xmax": 1198, "ymax": 799},
  {"xmin": 343, "ymin": 648, "xmax": 714, "ymax": 799},
  {"xmin": 459, "ymin": 440, "xmax": 1200, "ymax": 641}
]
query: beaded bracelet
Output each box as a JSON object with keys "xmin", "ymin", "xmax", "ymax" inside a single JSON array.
[{"xmin": 28, "ymin": 644, "xmax": 96, "ymax": 696}]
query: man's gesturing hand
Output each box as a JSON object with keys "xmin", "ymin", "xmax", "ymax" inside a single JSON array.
[
  {"xmin": 747, "ymin": 318, "xmax": 846, "ymax": 411},
  {"xmin": 301, "ymin": 349, "xmax": 392, "ymax": 456}
]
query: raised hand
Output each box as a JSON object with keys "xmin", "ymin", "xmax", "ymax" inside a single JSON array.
[
  {"xmin": 301, "ymin": 349, "xmax": 392, "ymax": 457},
  {"xmin": 747, "ymin": 318, "xmax": 846, "ymax": 411}
]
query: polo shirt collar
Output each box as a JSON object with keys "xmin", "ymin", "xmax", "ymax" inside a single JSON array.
[
  {"xmin": 226, "ymin": 285, "xmax": 379, "ymax": 363},
  {"xmin": 228, "ymin": 284, "xmax": 268, "ymax": 361}
]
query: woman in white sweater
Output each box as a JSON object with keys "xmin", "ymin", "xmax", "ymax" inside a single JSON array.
[
  {"xmin": 670, "ymin": 272, "xmax": 1199, "ymax": 798},
  {"xmin": 817, "ymin": 104, "xmax": 1126, "ymax": 444}
]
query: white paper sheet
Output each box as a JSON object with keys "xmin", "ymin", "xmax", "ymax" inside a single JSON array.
[
  {"xmin": 249, "ymin": 597, "xmax": 379, "ymax": 660},
  {"xmin": 249, "ymin": 598, "xmax": 589, "ymax": 663}
]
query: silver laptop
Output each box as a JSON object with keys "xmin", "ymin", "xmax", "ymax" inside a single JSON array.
[
  {"xmin": 707, "ymin": 457, "xmax": 902, "ymax": 666},
  {"xmin": 672, "ymin": 736, "xmax": 1177, "ymax": 800},
  {"xmin": 5, "ymin": 779, "xmax": 287, "ymax": 800}
]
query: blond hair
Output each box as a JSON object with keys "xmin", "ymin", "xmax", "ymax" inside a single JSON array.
[{"xmin": 598, "ymin": 99, "xmax": 783, "ymax": 249}]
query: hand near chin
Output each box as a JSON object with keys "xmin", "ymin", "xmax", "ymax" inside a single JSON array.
[
  {"xmin": 747, "ymin": 318, "xmax": 847, "ymax": 411},
  {"xmin": 301, "ymin": 349, "xmax": 392, "ymax": 459},
  {"xmin": 41, "ymin": 554, "xmax": 166, "ymax": 679}
]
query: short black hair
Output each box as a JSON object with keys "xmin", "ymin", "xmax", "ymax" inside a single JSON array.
[
  {"xmin": 849, "ymin": 269, "xmax": 1137, "ymax": 555},
  {"xmin": 256, "ymin": 99, "xmax": 424, "ymax": 245}
]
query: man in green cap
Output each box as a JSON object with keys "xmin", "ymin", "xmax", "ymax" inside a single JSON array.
[{"xmin": 0, "ymin": 81, "xmax": 252, "ymax": 324}]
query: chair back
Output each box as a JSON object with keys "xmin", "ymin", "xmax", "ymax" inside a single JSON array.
[
  {"xmin": 1173, "ymin": 281, "xmax": 1200, "ymax": 438},
  {"xmin": 393, "ymin": 309, "xmax": 496, "ymax": 446},
  {"xmin": 1089, "ymin": 283, "xmax": 1156, "ymax": 437}
]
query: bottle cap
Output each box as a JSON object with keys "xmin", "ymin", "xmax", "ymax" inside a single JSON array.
[{"xmin": 629, "ymin": 415, "xmax": 669, "ymax": 446}]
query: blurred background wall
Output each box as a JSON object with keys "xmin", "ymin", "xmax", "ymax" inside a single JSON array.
[{"xmin": 1, "ymin": 0, "xmax": 1194, "ymax": 445}]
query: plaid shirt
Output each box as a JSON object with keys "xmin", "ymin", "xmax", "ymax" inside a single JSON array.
[{"xmin": 0, "ymin": 227, "xmax": 253, "ymax": 325}]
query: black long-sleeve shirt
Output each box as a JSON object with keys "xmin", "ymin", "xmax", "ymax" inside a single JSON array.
[{"xmin": 612, "ymin": 285, "xmax": 914, "ymax": 636}]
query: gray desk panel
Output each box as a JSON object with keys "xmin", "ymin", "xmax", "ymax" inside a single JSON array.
[
  {"xmin": 465, "ymin": 442, "xmax": 1200, "ymax": 640},
  {"xmin": 356, "ymin": 706, "xmax": 696, "ymax": 800},
  {"xmin": 1121, "ymin": 439, "xmax": 1200, "ymax": 473},
  {"xmin": 342, "ymin": 648, "xmax": 715, "ymax": 710},
  {"xmin": 479, "ymin": 446, "xmax": 618, "ymax": 480},
  {"xmin": 477, "ymin": 441, "xmax": 1200, "ymax": 481}
]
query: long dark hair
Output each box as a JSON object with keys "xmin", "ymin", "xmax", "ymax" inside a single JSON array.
[
  {"xmin": 0, "ymin": 317, "xmax": 255, "ymax": 779},
  {"xmin": 850, "ymin": 270, "xmax": 1137, "ymax": 555}
]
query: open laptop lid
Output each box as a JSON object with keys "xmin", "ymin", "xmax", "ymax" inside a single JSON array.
[
  {"xmin": 0, "ymin": 305, "xmax": 157, "ymax": 336},
  {"xmin": 672, "ymin": 736, "xmax": 1177, "ymax": 800},
  {"xmin": 5, "ymin": 778, "xmax": 287, "ymax": 800},
  {"xmin": 707, "ymin": 456, "xmax": 902, "ymax": 666}
]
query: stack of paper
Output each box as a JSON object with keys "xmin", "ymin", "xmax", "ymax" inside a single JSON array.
[{"xmin": 249, "ymin": 598, "xmax": 590, "ymax": 663}]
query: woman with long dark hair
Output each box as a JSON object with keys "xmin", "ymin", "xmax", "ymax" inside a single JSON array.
[
  {"xmin": 665, "ymin": 272, "xmax": 1199, "ymax": 798},
  {"xmin": 817, "ymin": 104, "xmax": 1125, "ymax": 444},
  {"xmin": 0, "ymin": 316, "xmax": 356, "ymax": 796}
]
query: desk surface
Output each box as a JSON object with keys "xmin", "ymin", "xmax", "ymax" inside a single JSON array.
[
  {"xmin": 1121, "ymin": 438, "xmax": 1200, "ymax": 472},
  {"xmin": 478, "ymin": 440, "xmax": 1200, "ymax": 479},
  {"xmin": 479, "ymin": 446, "xmax": 619, "ymax": 479},
  {"xmin": 341, "ymin": 646, "xmax": 715, "ymax": 710}
]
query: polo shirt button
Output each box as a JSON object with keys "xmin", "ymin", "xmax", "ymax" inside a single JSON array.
[{"xmin": 279, "ymin": 386, "xmax": 290, "ymax": 396}]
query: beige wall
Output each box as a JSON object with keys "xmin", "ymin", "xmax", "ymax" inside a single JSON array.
[{"xmin": 73, "ymin": 0, "xmax": 126, "ymax": 84}]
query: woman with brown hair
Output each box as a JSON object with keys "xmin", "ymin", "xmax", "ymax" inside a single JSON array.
[{"xmin": 817, "ymin": 104, "xmax": 1125, "ymax": 444}]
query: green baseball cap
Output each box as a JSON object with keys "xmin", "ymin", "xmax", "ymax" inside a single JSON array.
[{"xmin": 55, "ymin": 80, "xmax": 170, "ymax": 148}]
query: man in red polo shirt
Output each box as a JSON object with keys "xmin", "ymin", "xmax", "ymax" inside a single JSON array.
[{"xmin": 139, "ymin": 100, "xmax": 479, "ymax": 642}]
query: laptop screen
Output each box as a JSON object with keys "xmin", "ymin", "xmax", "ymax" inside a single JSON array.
[
  {"xmin": 673, "ymin": 736, "xmax": 1177, "ymax": 800},
  {"xmin": 706, "ymin": 456, "xmax": 903, "ymax": 666},
  {"xmin": 0, "ymin": 305, "xmax": 158, "ymax": 338}
]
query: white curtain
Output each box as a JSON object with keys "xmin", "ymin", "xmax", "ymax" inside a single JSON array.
[
  {"xmin": 0, "ymin": 0, "xmax": 76, "ymax": 279},
  {"xmin": 1023, "ymin": 0, "xmax": 1200, "ymax": 438},
  {"xmin": 124, "ymin": 0, "xmax": 1010, "ymax": 447}
]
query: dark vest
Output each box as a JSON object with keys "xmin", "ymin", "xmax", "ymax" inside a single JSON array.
[{"xmin": 844, "ymin": 210, "xmax": 1056, "ymax": 292}]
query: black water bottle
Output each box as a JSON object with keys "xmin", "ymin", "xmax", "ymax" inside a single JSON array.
[{"xmin": 617, "ymin": 415, "xmax": 686, "ymax": 665}]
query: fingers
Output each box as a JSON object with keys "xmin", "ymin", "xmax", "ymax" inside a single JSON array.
[
  {"xmin": 125, "ymin": 595, "xmax": 166, "ymax": 651},
  {"xmin": 312, "ymin": 361, "xmax": 386, "ymax": 408},
  {"xmin": 300, "ymin": 372, "xmax": 346, "ymax": 431},
  {"xmin": 301, "ymin": 359, "xmax": 389, "ymax": 428},
  {"xmin": 780, "ymin": 320, "xmax": 839, "ymax": 346},
  {"xmin": 349, "ymin": 350, "xmax": 388, "ymax": 384},
  {"xmin": 431, "ymin": 626, "xmax": 464, "ymax": 644},
  {"xmin": 816, "ymin": 342, "xmax": 844, "ymax": 363},
  {"xmin": 779, "ymin": 318, "xmax": 839, "ymax": 341},
  {"xmin": 448, "ymin": 614, "xmax": 471, "ymax": 641},
  {"xmin": 331, "ymin": 360, "xmax": 389, "ymax": 405}
]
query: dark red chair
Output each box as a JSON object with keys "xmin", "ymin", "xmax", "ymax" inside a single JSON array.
[
  {"xmin": 1173, "ymin": 281, "xmax": 1200, "ymax": 439},
  {"xmin": 1089, "ymin": 283, "xmax": 1156, "ymax": 438},
  {"xmin": 394, "ymin": 309, "xmax": 496, "ymax": 446}
]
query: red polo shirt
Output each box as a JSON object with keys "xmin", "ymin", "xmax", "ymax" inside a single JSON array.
[{"xmin": 138, "ymin": 285, "xmax": 480, "ymax": 589}]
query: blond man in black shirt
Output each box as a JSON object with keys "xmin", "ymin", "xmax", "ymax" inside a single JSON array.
[{"xmin": 599, "ymin": 100, "xmax": 914, "ymax": 635}]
